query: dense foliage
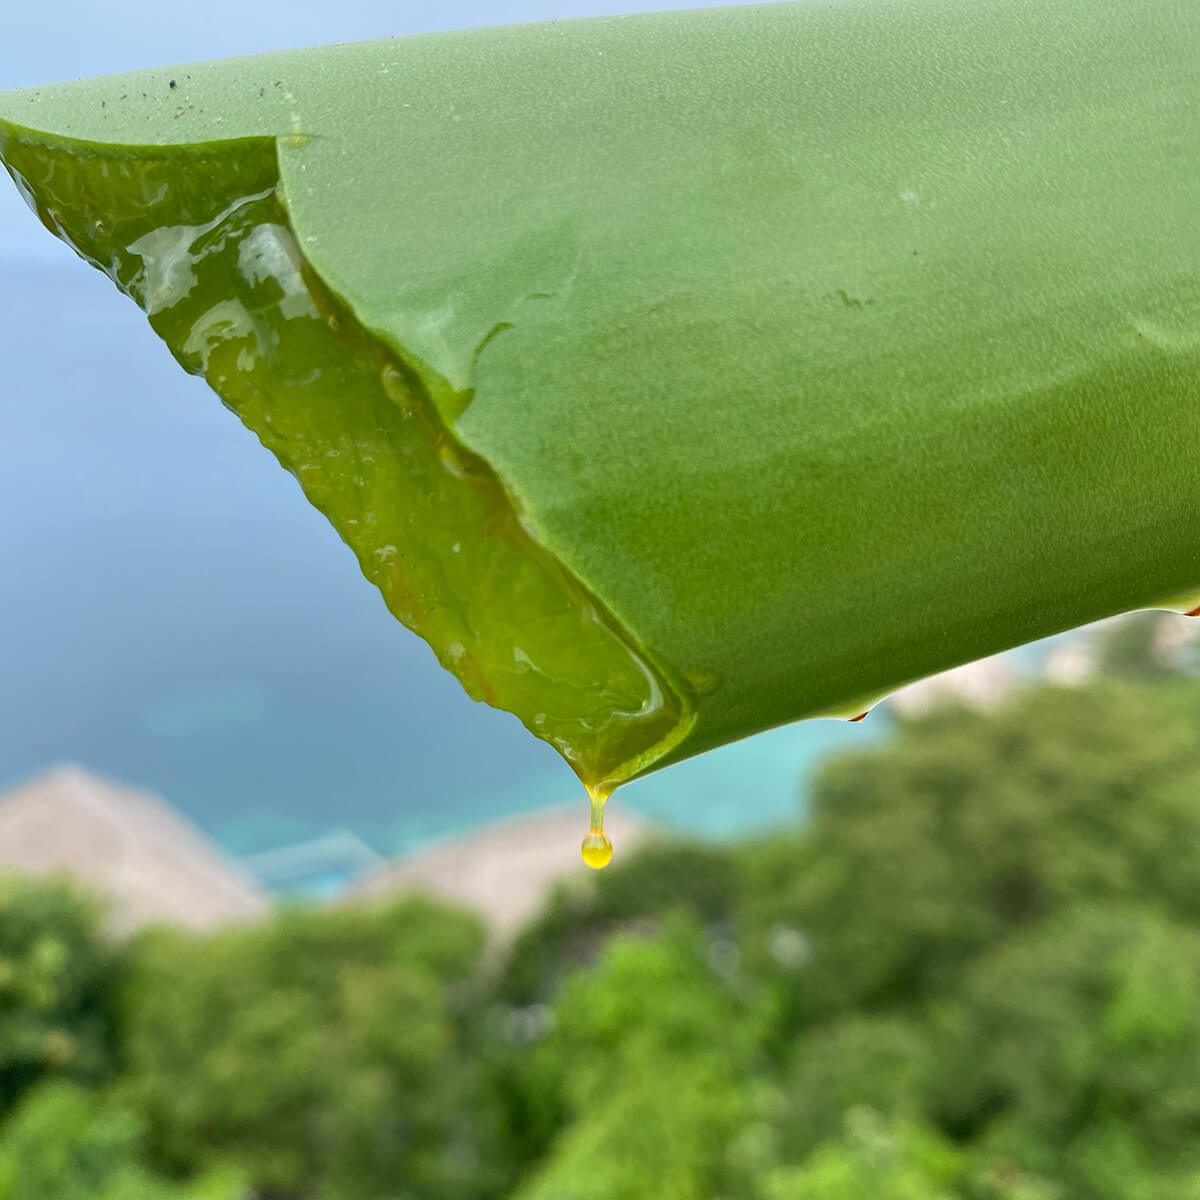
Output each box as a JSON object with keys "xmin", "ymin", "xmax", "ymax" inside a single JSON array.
[{"xmin": 1, "ymin": 623, "xmax": 1196, "ymax": 1199}]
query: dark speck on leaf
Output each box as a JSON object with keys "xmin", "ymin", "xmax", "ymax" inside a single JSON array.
[
  {"xmin": 169, "ymin": 79, "xmax": 177, "ymax": 89},
  {"xmin": 836, "ymin": 289, "xmax": 871, "ymax": 309}
]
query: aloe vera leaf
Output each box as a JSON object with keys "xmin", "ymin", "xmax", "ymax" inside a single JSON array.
[{"xmin": 1, "ymin": 0, "xmax": 1196, "ymax": 797}]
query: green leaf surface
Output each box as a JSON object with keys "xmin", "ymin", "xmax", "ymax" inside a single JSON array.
[{"xmin": 1, "ymin": 0, "xmax": 1197, "ymax": 798}]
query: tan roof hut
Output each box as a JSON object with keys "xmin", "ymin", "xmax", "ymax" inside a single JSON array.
[
  {"xmin": 0, "ymin": 764, "xmax": 268, "ymax": 935},
  {"xmin": 347, "ymin": 802, "xmax": 654, "ymax": 940}
]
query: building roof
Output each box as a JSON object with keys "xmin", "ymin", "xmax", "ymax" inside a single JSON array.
[
  {"xmin": 239, "ymin": 828, "xmax": 383, "ymax": 897},
  {"xmin": 347, "ymin": 803, "xmax": 654, "ymax": 939},
  {"xmin": 0, "ymin": 764, "xmax": 268, "ymax": 935}
]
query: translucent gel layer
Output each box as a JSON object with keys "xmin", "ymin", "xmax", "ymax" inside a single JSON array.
[{"xmin": 1, "ymin": 133, "xmax": 691, "ymax": 790}]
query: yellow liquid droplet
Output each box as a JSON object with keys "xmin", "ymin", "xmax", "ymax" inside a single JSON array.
[
  {"xmin": 581, "ymin": 829, "xmax": 613, "ymax": 869},
  {"xmin": 580, "ymin": 783, "xmax": 614, "ymax": 869}
]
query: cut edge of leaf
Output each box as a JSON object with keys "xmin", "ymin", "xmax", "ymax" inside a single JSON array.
[{"xmin": 0, "ymin": 118, "xmax": 697, "ymax": 794}]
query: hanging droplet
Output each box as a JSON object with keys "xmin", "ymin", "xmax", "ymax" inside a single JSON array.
[
  {"xmin": 581, "ymin": 827, "xmax": 613, "ymax": 869},
  {"xmin": 580, "ymin": 783, "xmax": 614, "ymax": 869}
]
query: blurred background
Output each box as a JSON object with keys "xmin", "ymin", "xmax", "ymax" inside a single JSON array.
[{"xmin": 1, "ymin": 4, "xmax": 1198, "ymax": 1200}]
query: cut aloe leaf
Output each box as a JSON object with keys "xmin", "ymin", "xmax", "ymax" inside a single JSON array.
[{"xmin": 1, "ymin": 0, "xmax": 1197, "ymax": 804}]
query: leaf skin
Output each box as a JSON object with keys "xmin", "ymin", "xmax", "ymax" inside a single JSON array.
[{"xmin": 1, "ymin": 0, "xmax": 1197, "ymax": 787}]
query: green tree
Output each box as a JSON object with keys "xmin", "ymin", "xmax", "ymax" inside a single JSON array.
[
  {"xmin": 0, "ymin": 877, "xmax": 123, "ymax": 1115},
  {"xmin": 773, "ymin": 1016, "xmax": 936, "ymax": 1159},
  {"xmin": 511, "ymin": 919, "xmax": 762, "ymax": 1200},
  {"xmin": 499, "ymin": 841, "xmax": 742, "ymax": 1006},
  {"xmin": 0, "ymin": 1081, "xmax": 242, "ymax": 1200},
  {"xmin": 947, "ymin": 906, "xmax": 1200, "ymax": 1199},
  {"xmin": 761, "ymin": 1109, "xmax": 964, "ymax": 1200},
  {"xmin": 737, "ymin": 679, "xmax": 1199, "ymax": 1035},
  {"xmin": 119, "ymin": 896, "xmax": 502, "ymax": 1200}
]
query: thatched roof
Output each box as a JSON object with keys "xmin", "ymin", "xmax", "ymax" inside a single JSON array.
[
  {"xmin": 347, "ymin": 803, "xmax": 654, "ymax": 938},
  {"xmin": 0, "ymin": 765, "xmax": 268, "ymax": 935}
]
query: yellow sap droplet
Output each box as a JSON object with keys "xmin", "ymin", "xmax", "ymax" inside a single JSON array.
[
  {"xmin": 581, "ymin": 828, "xmax": 613, "ymax": 869},
  {"xmin": 580, "ymin": 783, "xmax": 613, "ymax": 869}
]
